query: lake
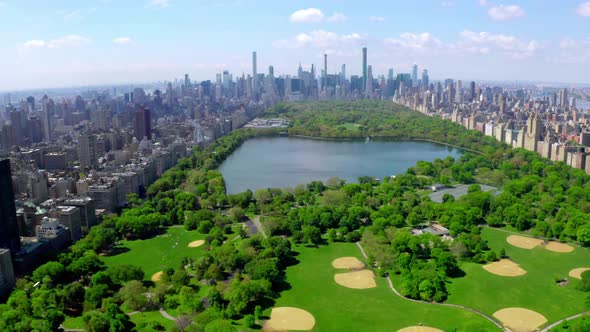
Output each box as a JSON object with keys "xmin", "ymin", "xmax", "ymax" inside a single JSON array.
[{"xmin": 219, "ymin": 136, "xmax": 464, "ymax": 194}]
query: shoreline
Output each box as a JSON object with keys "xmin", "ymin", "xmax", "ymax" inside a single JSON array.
[{"xmin": 281, "ymin": 133, "xmax": 483, "ymax": 155}]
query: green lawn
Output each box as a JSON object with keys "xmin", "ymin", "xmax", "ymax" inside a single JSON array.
[
  {"xmin": 62, "ymin": 315, "xmax": 85, "ymax": 330},
  {"xmin": 129, "ymin": 311, "xmax": 176, "ymax": 331},
  {"xmin": 272, "ymin": 242, "xmax": 497, "ymax": 331},
  {"xmin": 446, "ymin": 227, "xmax": 590, "ymax": 326},
  {"xmin": 101, "ymin": 227, "xmax": 208, "ymax": 278}
]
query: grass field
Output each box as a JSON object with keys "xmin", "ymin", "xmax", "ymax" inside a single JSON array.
[
  {"xmin": 446, "ymin": 227, "xmax": 590, "ymax": 325},
  {"xmin": 271, "ymin": 242, "xmax": 497, "ymax": 331},
  {"xmin": 101, "ymin": 227, "xmax": 208, "ymax": 278},
  {"xmin": 129, "ymin": 311, "xmax": 176, "ymax": 331}
]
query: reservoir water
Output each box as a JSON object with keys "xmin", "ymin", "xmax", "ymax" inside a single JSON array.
[{"xmin": 219, "ymin": 136, "xmax": 464, "ymax": 194}]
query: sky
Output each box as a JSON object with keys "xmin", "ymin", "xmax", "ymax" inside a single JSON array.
[{"xmin": 1, "ymin": 0, "xmax": 590, "ymax": 91}]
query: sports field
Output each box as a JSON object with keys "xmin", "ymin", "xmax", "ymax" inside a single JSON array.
[
  {"xmin": 101, "ymin": 227, "xmax": 208, "ymax": 278},
  {"xmin": 445, "ymin": 227, "xmax": 590, "ymax": 325},
  {"xmin": 270, "ymin": 242, "xmax": 497, "ymax": 331}
]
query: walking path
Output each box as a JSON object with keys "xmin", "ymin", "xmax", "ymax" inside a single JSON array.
[
  {"xmin": 354, "ymin": 242, "xmax": 508, "ymax": 331},
  {"xmin": 540, "ymin": 312, "xmax": 589, "ymax": 332},
  {"xmin": 159, "ymin": 307, "xmax": 177, "ymax": 321},
  {"xmin": 250, "ymin": 215, "xmax": 267, "ymax": 238}
]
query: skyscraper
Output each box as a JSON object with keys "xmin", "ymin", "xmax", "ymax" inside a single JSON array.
[
  {"xmin": 388, "ymin": 68, "xmax": 394, "ymax": 81},
  {"xmin": 78, "ymin": 132, "xmax": 98, "ymax": 170},
  {"xmin": 341, "ymin": 64, "xmax": 346, "ymax": 81},
  {"xmin": 252, "ymin": 51, "xmax": 257, "ymax": 96},
  {"xmin": 470, "ymin": 81, "xmax": 476, "ymax": 102},
  {"xmin": 365, "ymin": 65, "xmax": 373, "ymax": 97},
  {"xmin": 412, "ymin": 64, "xmax": 418, "ymax": 87},
  {"xmin": 362, "ymin": 47, "xmax": 367, "ymax": 93},
  {"xmin": 134, "ymin": 107, "xmax": 152, "ymax": 141},
  {"xmin": 0, "ymin": 159, "xmax": 20, "ymax": 254},
  {"xmin": 323, "ymin": 54, "xmax": 328, "ymax": 91},
  {"xmin": 421, "ymin": 69, "xmax": 429, "ymax": 87}
]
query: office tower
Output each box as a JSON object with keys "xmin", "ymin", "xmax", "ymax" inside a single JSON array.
[
  {"xmin": 421, "ymin": 69, "xmax": 429, "ymax": 88},
  {"xmin": 412, "ymin": 64, "xmax": 418, "ymax": 87},
  {"xmin": 298, "ymin": 63, "xmax": 303, "ymax": 78},
  {"xmin": 252, "ymin": 51, "xmax": 258, "ymax": 96},
  {"xmin": 456, "ymin": 80, "xmax": 463, "ymax": 103},
  {"xmin": 78, "ymin": 133, "xmax": 98, "ymax": 170},
  {"xmin": 341, "ymin": 64, "xmax": 346, "ymax": 81},
  {"xmin": 323, "ymin": 53, "xmax": 328, "ymax": 91},
  {"xmin": 362, "ymin": 47, "xmax": 367, "ymax": 93},
  {"xmin": 0, "ymin": 159, "xmax": 20, "ymax": 254},
  {"xmin": 184, "ymin": 74, "xmax": 190, "ymax": 88},
  {"xmin": 470, "ymin": 81, "xmax": 476, "ymax": 102},
  {"xmin": 365, "ymin": 65, "xmax": 373, "ymax": 97},
  {"xmin": 388, "ymin": 68, "xmax": 394, "ymax": 81},
  {"xmin": 0, "ymin": 248, "xmax": 15, "ymax": 296},
  {"xmin": 134, "ymin": 107, "xmax": 152, "ymax": 141},
  {"xmin": 42, "ymin": 98, "xmax": 55, "ymax": 141},
  {"xmin": 559, "ymin": 88, "xmax": 568, "ymax": 107}
]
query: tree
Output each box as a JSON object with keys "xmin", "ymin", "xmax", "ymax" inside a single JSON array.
[
  {"xmin": 63, "ymin": 282, "xmax": 85, "ymax": 314},
  {"xmin": 303, "ymin": 226, "xmax": 322, "ymax": 245},
  {"xmin": 244, "ymin": 314, "xmax": 256, "ymax": 328},
  {"xmin": 119, "ymin": 280, "xmax": 147, "ymax": 311}
]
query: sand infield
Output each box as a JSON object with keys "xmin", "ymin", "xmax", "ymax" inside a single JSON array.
[
  {"xmin": 332, "ymin": 257, "xmax": 365, "ymax": 270},
  {"xmin": 334, "ymin": 270, "xmax": 377, "ymax": 289},
  {"xmin": 263, "ymin": 307, "xmax": 315, "ymax": 331},
  {"xmin": 151, "ymin": 271, "xmax": 163, "ymax": 282},
  {"xmin": 493, "ymin": 307, "xmax": 547, "ymax": 332},
  {"xmin": 544, "ymin": 241, "xmax": 574, "ymax": 253},
  {"xmin": 569, "ymin": 268, "xmax": 590, "ymax": 279},
  {"xmin": 483, "ymin": 259, "xmax": 527, "ymax": 277},
  {"xmin": 506, "ymin": 235, "xmax": 543, "ymax": 249},
  {"xmin": 397, "ymin": 327, "xmax": 443, "ymax": 332},
  {"xmin": 506, "ymin": 235, "xmax": 574, "ymax": 253},
  {"xmin": 188, "ymin": 240, "xmax": 205, "ymax": 248}
]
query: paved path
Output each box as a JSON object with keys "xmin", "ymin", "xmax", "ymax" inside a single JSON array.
[
  {"xmin": 250, "ymin": 215, "xmax": 267, "ymax": 238},
  {"xmin": 159, "ymin": 307, "xmax": 177, "ymax": 321},
  {"xmin": 355, "ymin": 242, "xmax": 508, "ymax": 332},
  {"xmin": 540, "ymin": 312, "xmax": 590, "ymax": 332}
]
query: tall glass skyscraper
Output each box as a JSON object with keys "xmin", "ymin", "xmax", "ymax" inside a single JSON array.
[
  {"xmin": 362, "ymin": 47, "xmax": 367, "ymax": 93},
  {"xmin": 0, "ymin": 159, "xmax": 20, "ymax": 255}
]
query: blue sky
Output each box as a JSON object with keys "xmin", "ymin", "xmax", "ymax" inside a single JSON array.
[{"xmin": 1, "ymin": 0, "xmax": 589, "ymax": 90}]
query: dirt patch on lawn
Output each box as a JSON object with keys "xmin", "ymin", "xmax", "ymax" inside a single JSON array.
[
  {"xmin": 263, "ymin": 307, "xmax": 315, "ymax": 331},
  {"xmin": 188, "ymin": 240, "xmax": 205, "ymax": 248},
  {"xmin": 483, "ymin": 259, "xmax": 527, "ymax": 277},
  {"xmin": 334, "ymin": 270, "xmax": 377, "ymax": 289},
  {"xmin": 569, "ymin": 268, "xmax": 590, "ymax": 279},
  {"xmin": 544, "ymin": 241, "xmax": 574, "ymax": 253},
  {"xmin": 493, "ymin": 307, "xmax": 547, "ymax": 332},
  {"xmin": 331, "ymin": 256, "xmax": 365, "ymax": 270},
  {"xmin": 506, "ymin": 235, "xmax": 543, "ymax": 249},
  {"xmin": 397, "ymin": 326, "xmax": 444, "ymax": 332},
  {"xmin": 151, "ymin": 271, "xmax": 163, "ymax": 282}
]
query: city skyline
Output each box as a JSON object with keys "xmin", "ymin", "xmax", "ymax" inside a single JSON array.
[{"xmin": 1, "ymin": 0, "xmax": 590, "ymax": 90}]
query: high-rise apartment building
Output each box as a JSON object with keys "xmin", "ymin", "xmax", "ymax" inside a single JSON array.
[
  {"xmin": 412, "ymin": 64, "xmax": 418, "ymax": 87},
  {"xmin": 134, "ymin": 107, "xmax": 152, "ymax": 141},
  {"xmin": 252, "ymin": 51, "xmax": 257, "ymax": 96},
  {"xmin": 78, "ymin": 132, "xmax": 98, "ymax": 170},
  {"xmin": 362, "ymin": 47, "xmax": 367, "ymax": 93}
]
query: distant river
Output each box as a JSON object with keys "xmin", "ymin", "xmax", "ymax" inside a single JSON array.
[{"xmin": 219, "ymin": 136, "xmax": 464, "ymax": 194}]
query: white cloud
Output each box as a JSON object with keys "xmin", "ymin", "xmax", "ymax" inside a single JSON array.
[
  {"xmin": 441, "ymin": 1, "xmax": 456, "ymax": 7},
  {"xmin": 577, "ymin": 2, "xmax": 590, "ymax": 17},
  {"xmin": 479, "ymin": 0, "xmax": 489, "ymax": 6},
  {"xmin": 273, "ymin": 30, "xmax": 365, "ymax": 49},
  {"xmin": 457, "ymin": 30, "xmax": 539, "ymax": 58},
  {"xmin": 384, "ymin": 32, "xmax": 444, "ymax": 54},
  {"xmin": 146, "ymin": 0, "xmax": 170, "ymax": 8},
  {"xmin": 327, "ymin": 12, "xmax": 348, "ymax": 22},
  {"xmin": 289, "ymin": 8, "xmax": 324, "ymax": 23},
  {"xmin": 369, "ymin": 16, "xmax": 386, "ymax": 22},
  {"xmin": 383, "ymin": 30, "xmax": 540, "ymax": 59},
  {"xmin": 22, "ymin": 35, "xmax": 91, "ymax": 49},
  {"xmin": 488, "ymin": 4, "xmax": 525, "ymax": 21},
  {"xmin": 113, "ymin": 37, "xmax": 133, "ymax": 45},
  {"xmin": 553, "ymin": 37, "xmax": 590, "ymax": 64}
]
